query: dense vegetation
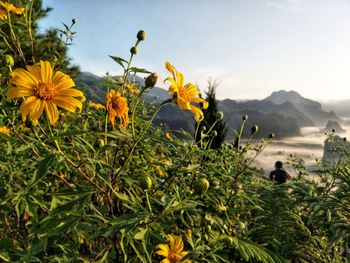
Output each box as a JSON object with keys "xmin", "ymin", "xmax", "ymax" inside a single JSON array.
[{"xmin": 0, "ymin": 1, "xmax": 350, "ymax": 262}]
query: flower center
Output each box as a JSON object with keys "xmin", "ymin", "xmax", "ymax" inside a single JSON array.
[
  {"xmin": 168, "ymin": 251, "xmax": 181, "ymax": 262},
  {"xmin": 36, "ymin": 82, "xmax": 55, "ymax": 100},
  {"xmin": 178, "ymin": 88, "xmax": 191, "ymax": 102},
  {"xmin": 111, "ymin": 97, "xmax": 126, "ymax": 113}
]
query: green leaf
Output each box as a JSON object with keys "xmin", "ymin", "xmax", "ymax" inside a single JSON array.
[
  {"xmin": 26, "ymin": 153, "xmax": 57, "ymax": 192},
  {"xmin": 129, "ymin": 67, "xmax": 151, "ymax": 74},
  {"xmin": 109, "ymin": 55, "xmax": 127, "ymax": 69}
]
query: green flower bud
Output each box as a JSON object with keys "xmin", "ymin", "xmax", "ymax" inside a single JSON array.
[
  {"xmin": 130, "ymin": 46, "xmax": 137, "ymax": 55},
  {"xmin": 268, "ymin": 133, "xmax": 275, "ymax": 139},
  {"xmin": 251, "ymin": 125, "xmax": 259, "ymax": 134},
  {"xmin": 242, "ymin": 114, "xmax": 248, "ymax": 121},
  {"xmin": 98, "ymin": 139, "xmax": 105, "ymax": 148},
  {"xmin": 72, "ymin": 18, "xmax": 77, "ymax": 24},
  {"xmin": 140, "ymin": 176, "xmax": 152, "ymax": 190},
  {"xmin": 3, "ymin": 55, "xmax": 14, "ymax": 67},
  {"xmin": 216, "ymin": 111, "xmax": 224, "ymax": 120},
  {"xmin": 137, "ymin": 30, "xmax": 146, "ymax": 41},
  {"xmin": 145, "ymin": 72, "xmax": 158, "ymax": 88},
  {"xmin": 194, "ymin": 178, "xmax": 209, "ymax": 194},
  {"xmin": 211, "ymin": 130, "xmax": 218, "ymax": 137}
]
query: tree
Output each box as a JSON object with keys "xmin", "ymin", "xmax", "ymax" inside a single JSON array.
[
  {"xmin": 196, "ymin": 80, "xmax": 227, "ymax": 149},
  {"xmin": 0, "ymin": 0, "xmax": 79, "ymax": 76}
]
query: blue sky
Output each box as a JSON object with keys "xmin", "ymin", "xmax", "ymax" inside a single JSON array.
[{"xmin": 40, "ymin": 0, "xmax": 350, "ymax": 101}]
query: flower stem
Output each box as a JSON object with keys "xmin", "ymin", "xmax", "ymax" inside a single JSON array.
[{"xmin": 111, "ymin": 99, "xmax": 171, "ymax": 189}]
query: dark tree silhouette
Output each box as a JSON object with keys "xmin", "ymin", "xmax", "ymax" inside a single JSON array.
[{"xmin": 196, "ymin": 80, "xmax": 227, "ymax": 149}]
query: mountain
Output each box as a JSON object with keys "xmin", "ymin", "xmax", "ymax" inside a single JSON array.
[
  {"xmin": 323, "ymin": 120, "xmax": 345, "ymax": 133},
  {"xmin": 264, "ymin": 90, "xmax": 339, "ymax": 126},
  {"xmin": 219, "ymin": 99, "xmax": 314, "ymax": 127}
]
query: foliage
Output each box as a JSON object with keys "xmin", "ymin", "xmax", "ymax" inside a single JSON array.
[{"xmin": 0, "ymin": 1, "xmax": 350, "ymax": 262}]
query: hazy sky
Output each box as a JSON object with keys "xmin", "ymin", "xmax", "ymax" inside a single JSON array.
[{"xmin": 40, "ymin": 0, "xmax": 350, "ymax": 101}]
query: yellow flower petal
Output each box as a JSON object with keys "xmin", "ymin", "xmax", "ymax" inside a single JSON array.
[
  {"xmin": 19, "ymin": 96, "xmax": 39, "ymax": 122},
  {"xmin": 29, "ymin": 99, "xmax": 45, "ymax": 123},
  {"xmin": 26, "ymin": 64, "xmax": 42, "ymax": 80},
  {"xmin": 7, "ymin": 87, "xmax": 34, "ymax": 99},
  {"xmin": 190, "ymin": 105, "xmax": 204, "ymax": 122},
  {"xmin": 52, "ymin": 96, "xmax": 82, "ymax": 112},
  {"xmin": 155, "ymin": 244, "xmax": 170, "ymax": 257},
  {"xmin": 40, "ymin": 61, "xmax": 53, "ymax": 84},
  {"xmin": 0, "ymin": 10, "xmax": 7, "ymax": 20},
  {"xmin": 45, "ymin": 101, "xmax": 59, "ymax": 124},
  {"xmin": 11, "ymin": 68, "xmax": 39, "ymax": 87}
]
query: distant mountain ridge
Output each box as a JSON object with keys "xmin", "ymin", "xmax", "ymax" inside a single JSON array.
[
  {"xmin": 75, "ymin": 72, "xmax": 340, "ymax": 139},
  {"xmin": 264, "ymin": 90, "xmax": 339, "ymax": 126}
]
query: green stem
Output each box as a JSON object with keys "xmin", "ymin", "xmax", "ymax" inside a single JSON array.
[
  {"xmin": 131, "ymin": 88, "xmax": 147, "ymax": 140},
  {"xmin": 111, "ymin": 100, "xmax": 171, "ymax": 189}
]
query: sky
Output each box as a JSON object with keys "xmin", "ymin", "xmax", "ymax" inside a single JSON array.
[{"xmin": 39, "ymin": 0, "xmax": 350, "ymax": 102}]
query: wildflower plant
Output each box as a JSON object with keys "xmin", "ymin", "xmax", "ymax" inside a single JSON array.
[{"xmin": 0, "ymin": 1, "xmax": 349, "ymax": 263}]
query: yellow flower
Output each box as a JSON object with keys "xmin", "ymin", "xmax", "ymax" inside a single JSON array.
[
  {"xmin": 0, "ymin": 126, "xmax": 10, "ymax": 136},
  {"xmin": 88, "ymin": 101, "xmax": 106, "ymax": 110},
  {"xmin": 126, "ymin": 83, "xmax": 139, "ymax": 93},
  {"xmin": 165, "ymin": 62, "xmax": 208, "ymax": 122},
  {"xmin": 0, "ymin": 1, "xmax": 25, "ymax": 15},
  {"xmin": 106, "ymin": 90, "xmax": 129, "ymax": 128},
  {"xmin": 155, "ymin": 234, "xmax": 190, "ymax": 263},
  {"xmin": 7, "ymin": 60, "xmax": 85, "ymax": 125}
]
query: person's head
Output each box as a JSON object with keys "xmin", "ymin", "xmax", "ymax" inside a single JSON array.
[{"xmin": 275, "ymin": 161, "xmax": 283, "ymax": 169}]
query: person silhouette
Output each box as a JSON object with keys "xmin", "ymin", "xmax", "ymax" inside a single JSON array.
[{"xmin": 270, "ymin": 161, "xmax": 291, "ymax": 184}]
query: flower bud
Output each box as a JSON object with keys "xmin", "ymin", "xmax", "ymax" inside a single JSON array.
[
  {"xmin": 216, "ymin": 111, "xmax": 224, "ymax": 120},
  {"xmin": 211, "ymin": 130, "xmax": 218, "ymax": 137},
  {"xmin": 242, "ymin": 114, "xmax": 248, "ymax": 121},
  {"xmin": 137, "ymin": 30, "xmax": 146, "ymax": 41},
  {"xmin": 140, "ymin": 176, "xmax": 152, "ymax": 190},
  {"xmin": 251, "ymin": 125, "xmax": 259, "ymax": 134},
  {"xmin": 145, "ymin": 72, "xmax": 158, "ymax": 88},
  {"xmin": 194, "ymin": 178, "xmax": 210, "ymax": 195},
  {"xmin": 3, "ymin": 55, "xmax": 14, "ymax": 67},
  {"xmin": 72, "ymin": 18, "xmax": 77, "ymax": 24},
  {"xmin": 98, "ymin": 139, "xmax": 105, "ymax": 148},
  {"xmin": 268, "ymin": 133, "xmax": 275, "ymax": 139},
  {"xmin": 130, "ymin": 46, "xmax": 137, "ymax": 55}
]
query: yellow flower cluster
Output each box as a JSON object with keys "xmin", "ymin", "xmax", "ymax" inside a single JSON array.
[{"xmin": 0, "ymin": 1, "xmax": 25, "ymax": 20}]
